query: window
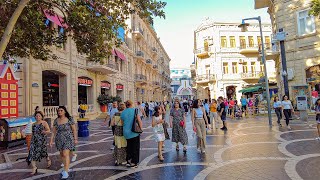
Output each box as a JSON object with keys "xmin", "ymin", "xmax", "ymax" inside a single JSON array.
[
  {"xmin": 10, "ymin": 92, "xmax": 16, "ymax": 98},
  {"xmin": 10, "ymin": 100, "xmax": 16, "ymax": 106},
  {"xmin": 297, "ymin": 10, "xmax": 316, "ymax": 36},
  {"xmin": 240, "ymin": 36, "xmax": 246, "ymax": 48},
  {"xmin": 7, "ymin": 73, "xmax": 11, "ymax": 80},
  {"xmin": 251, "ymin": 62, "xmax": 256, "ymax": 72},
  {"xmin": 223, "ymin": 62, "xmax": 229, "ymax": 74},
  {"xmin": 10, "ymin": 84, "xmax": 16, "ymax": 90},
  {"xmin": 230, "ymin": 36, "xmax": 236, "ymax": 48},
  {"xmin": 221, "ymin": 36, "xmax": 227, "ymax": 48},
  {"xmin": 242, "ymin": 62, "xmax": 248, "ymax": 73},
  {"xmin": 248, "ymin": 36, "xmax": 254, "ymax": 47},
  {"xmin": 260, "ymin": 64, "xmax": 264, "ymax": 72},
  {"xmin": 1, "ymin": 100, "xmax": 8, "ymax": 106},
  {"xmin": 265, "ymin": 36, "xmax": 271, "ymax": 49},
  {"xmin": 1, "ymin": 83, "xmax": 8, "ymax": 90},
  {"xmin": 232, "ymin": 62, "xmax": 238, "ymax": 74},
  {"xmin": 257, "ymin": 36, "xmax": 262, "ymax": 46},
  {"xmin": 204, "ymin": 39, "xmax": 209, "ymax": 51}
]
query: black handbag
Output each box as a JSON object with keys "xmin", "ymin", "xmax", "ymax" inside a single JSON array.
[{"xmin": 132, "ymin": 108, "xmax": 143, "ymax": 133}]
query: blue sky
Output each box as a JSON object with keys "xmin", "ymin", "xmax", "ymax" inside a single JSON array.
[{"xmin": 153, "ymin": 0, "xmax": 271, "ymax": 68}]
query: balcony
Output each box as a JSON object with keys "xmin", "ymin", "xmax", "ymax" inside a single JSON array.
[
  {"xmin": 135, "ymin": 74, "xmax": 147, "ymax": 85},
  {"xmin": 151, "ymin": 47, "xmax": 158, "ymax": 56},
  {"xmin": 86, "ymin": 61, "xmax": 117, "ymax": 74},
  {"xmin": 241, "ymin": 71, "xmax": 264, "ymax": 83},
  {"xmin": 265, "ymin": 43, "xmax": 280, "ymax": 60},
  {"xmin": 194, "ymin": 47, "xmax": 211, "ymax": 59},
  {"xmin": 153, "ymin": 65, "xmax": 158, "ymax": 69},
  {"xmin": 136, "ymin": 51, "xmax": 144, "ymax": 61},
  {"xmin": 153, "ymin": 81, "xmax": 160, "ymax": 88},
  {"xmin": 195, "ymin": 74, "xmax": 216, "ymax": 85},
  {"xmin": 146, "ymin": 59, "xmax": 153, "ymax": 67},
  {"xmin": 254, "ymin": 0, "xmax": 272, "ymax": 9},
  {"xmin": 239, "ymin": 44, "xmax": 259, "ymax": 56},
  {"xmin": 132, "ymin": 27, "xmax": 144, "ymax": 39}
]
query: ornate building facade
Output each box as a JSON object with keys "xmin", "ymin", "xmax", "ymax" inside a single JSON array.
[
  {"xmin": 3, "ymin": 12, "xmax": 171, "ymax": 119},
  {"xmin": 192, "ymin": 20, "xmax": 276, "ymax": 101}
]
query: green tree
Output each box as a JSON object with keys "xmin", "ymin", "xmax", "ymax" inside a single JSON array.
[
  {"xmin": 0, "ymin": 0, "xmax": 166, "ymax": 62},
  {"xmin": 310, "ymin": 0, "xmax": 320, "ymax": 16}
]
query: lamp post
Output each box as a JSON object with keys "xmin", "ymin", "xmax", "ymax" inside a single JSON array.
[{"xmin": 239, "ymin": 16, "xmax": 272, "ymax": 127}]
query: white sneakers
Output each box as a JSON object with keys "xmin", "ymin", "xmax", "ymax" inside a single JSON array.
[
  {"xmin": 110, "ymin": 146, "xmax": 115, "ymax": 150},
  {"xmin": 61, "ymin": 170, "xmax": 69, "ymax": 179},
  {"xmin": 287, "ymin": 125, "xmax": 291, "ymax": 130},
  {"xmin": 61, "ymin": 154, "xmax": 77, "ymax": 167},
  {"xmin": 315, "ymin": 137, "xmax": 320, "ymax": 140}
]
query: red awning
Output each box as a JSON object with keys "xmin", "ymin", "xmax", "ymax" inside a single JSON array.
[
  {"xmin": 114, "ymin": 49, "xmax": 126, "ymax": 61},
  {"xmin": 44, "ymin": 10, "xmax": 68, "ymax": 28}
]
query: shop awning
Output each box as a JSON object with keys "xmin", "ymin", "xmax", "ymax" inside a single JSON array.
[
  {"xmin": 44, "ymin": 10, "xmax": 68, "ymax": 28},
  {"xmin": 239, "ymin": 86, "xmax": 263, "ymax": 93},
  {"xmin": 114, "ymin": 49, "xmax": 126, "ymax": 61}
]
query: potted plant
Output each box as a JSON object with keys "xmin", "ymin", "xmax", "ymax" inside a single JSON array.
[
  {"xmin": 97, "ymin": 94, "xmax": 110, "ymax": 112},
  {"xmin": 111, "ymin": 95, "xmax": 122, "ymax": 103}
]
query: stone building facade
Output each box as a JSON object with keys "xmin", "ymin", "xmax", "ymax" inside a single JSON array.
[
  {"xmin": 255, "ymin": 0, "xmax": 320, "ymax": 102},
  {"xmin": 4, "ymin": 12, "xmax": 171, "ymax": 119},
  {"xmin": 192, "ymin": 20, "xmax": 276, "ymax": 101}
]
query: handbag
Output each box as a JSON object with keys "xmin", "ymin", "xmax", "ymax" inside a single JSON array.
[
  {"xmin": 132, "ymin": 108, "xmax": 143, "ymax": 133},
  {"xmin": 179, "ymin": 120, "xmax": 185, "ymax": 127}
]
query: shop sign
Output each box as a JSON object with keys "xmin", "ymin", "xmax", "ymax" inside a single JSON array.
[
  {"xmin": 78, "ymin": 78, "xmax": 93, "ymax": 86},
  {"xmin": 116, "ymin": 84, "xmax": 123, "ymax": 91},
  {"xmin": 101, "ymin": 81, "xmax": 111, "ymax": 89}
]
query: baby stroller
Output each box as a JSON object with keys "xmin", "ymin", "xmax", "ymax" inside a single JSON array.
[{"xmin": 234, "ymin": 105, "xmax": 242, "ymax": 119}]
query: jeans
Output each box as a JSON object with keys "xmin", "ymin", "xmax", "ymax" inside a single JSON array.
[
  {"xmin": 149, "ymin": 110, "xmax": 153, "ymax": 117},
  {"xmin": 126, "ymin": 135, "xmax": 140, "ymax": 165},
  {"xmin": 275, "ymin": 108, "xmax": 282, "ymax": 124},
  {"xmin": 283, "ymin": 109, "xmax": 291, "ymax": 126}
]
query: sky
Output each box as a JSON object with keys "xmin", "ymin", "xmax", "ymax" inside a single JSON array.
[{"xmin": 153, "ymin": 0, "xmax": 271, "ymax": 69}]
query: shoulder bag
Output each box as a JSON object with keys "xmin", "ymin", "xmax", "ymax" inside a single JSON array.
[{"xmin": 132, "ymin": 108, "xmax": 143, "ymax": 133}]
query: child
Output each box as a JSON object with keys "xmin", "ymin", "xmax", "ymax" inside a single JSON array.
[
  {"xmin": 315, "ymin": 98, "xmax": 320, "ymax": 140},
  {"xmin": 152, "ymin": 106, "xmax": 165, "ymax": 162}
]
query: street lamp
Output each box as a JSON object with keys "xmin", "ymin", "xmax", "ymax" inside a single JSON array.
[{"xmin": 239, "ymin": 16, "xmax": 272, "ymax": 127}]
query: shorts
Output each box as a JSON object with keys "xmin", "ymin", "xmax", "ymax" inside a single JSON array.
[
  {"xmin": 221, "ymin": 115, "xmax": 226, "ymax": 121},
  {"xmin": 242, "ymin": 105, "xmax": 247, "ymax": 111}
]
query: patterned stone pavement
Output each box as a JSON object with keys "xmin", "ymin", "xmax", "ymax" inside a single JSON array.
[{"xmin": 0, "ymin": 114, "xmax": 320, "ymax": 180}]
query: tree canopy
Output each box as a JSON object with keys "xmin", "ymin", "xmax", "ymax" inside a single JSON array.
[
  {"xmin": 310, "ymin": 0, "xmax": 320, "ymax": 17},
  {"xmin": 0, "ymin": 0, "xmax": 166, "ymax": 62}
]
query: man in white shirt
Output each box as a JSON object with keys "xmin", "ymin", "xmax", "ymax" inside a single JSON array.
[{"xmin": 149, "ymin": 101, "xmax": 154, "ymax": 117}]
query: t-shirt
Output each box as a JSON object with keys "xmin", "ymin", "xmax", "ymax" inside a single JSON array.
[
  {"xmin": 229, "ymin": 100, "xmax": 235, "ymax": 107},
  {"xmin": 282, "ymin": 100, "xmax": 292, "ymax": 110},
  {"xmin": 240, "ymin": 98, "xmax": 248, "ymax": 106},
  {"xmin": 121, "ymin": 108, "xmax": 139, "ymax": 139},
  {"xmin": 210, "ymin": 103, "xmax": 217, "ymax": 112},
  {"xmin": 218, "ymin": 102, "xmax": 226, "ymax": 116},
  {"xmin": 273, "ymin": 101, "xmax": 282, "ymax": 108}
]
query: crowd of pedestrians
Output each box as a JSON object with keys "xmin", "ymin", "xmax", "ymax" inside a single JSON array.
[{"xmin": 24, "ymin": 94, "xmax": 320, "ymax": 179}]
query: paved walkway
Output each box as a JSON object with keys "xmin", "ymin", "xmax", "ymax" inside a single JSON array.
[{"xmin": 0, "ymin": 114, "xmax": 320, "ymax": 180}]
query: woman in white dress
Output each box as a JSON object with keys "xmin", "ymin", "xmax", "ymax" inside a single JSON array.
[{"xmin": 152, "ymin": 106, "xmax": 165, "ymax": 162}]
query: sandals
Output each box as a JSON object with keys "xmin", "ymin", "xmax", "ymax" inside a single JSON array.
[
  {"xmin": 47, "ymin": 159, "xmax": 52, "ymax": 168},
  {"xmin": 158, "ymin": 155, "xmax": 164, "ymax": 162},
  {"xmin": 31, "ymin": 167, "xmax": 38, "ymax": 175}
]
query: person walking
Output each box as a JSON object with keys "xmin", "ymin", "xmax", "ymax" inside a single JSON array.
[
  {"xmin": 282, "ymin": 95, "xmax": 294, "ymax": 130},
  {"xmin": 229, "ymin": 98, "xmax": 235, "ymax": 118},
  {"xmin": 137, "ymin": 102, "xmax": 146, "ymax": 121},
  {"xmin": 27, "ymin": 111, "xmax": 51, "ymax": 175},
  {"xmin": 152, "ymin": 106, "xmax": 165, "ymax": 162},
  {"xmin": 160, "ymin": 101, "xmax": 170, "ymax": 140},
  {"xmin": 204, "ymin": 99, "xmax": 210, "ymax": 124},
  {"xmin": 209, "ymin": 99, "xmax": 219, "ymax": 129},
  {"xmin": 121, "ymin": 100, "xmax": 142, "ymax": 168},
  {"xmin": 218, "ymin": 97, "xmax": 228, "ymax": 130},
  {"xmin": 223, "ymin": 98, "xmax": 229, "ymax": 118},
  {"xmin": 145, "ymin": 102, "xmax": 149, "ymax": 117},
  {"xmin": 170, "ymin": 101, "xmax": 188, "ymax": 152},
  {"xmin": 240, "ymin": 95, "xmax": 248, "ymax": 117},
  {"xmin": 191, "ymin": 99, "xmax": 210, "ymax": 153},
  {"xmin": 50, "ymin": 106, "xmax": 78, "ymax": 179},
  {"xmin": 105, "ymin": 101, "xmax": 119, "ymax": 150},
  {"xmin": 274, "ymin": 96, "xmax": 282, "ymax": 126},
  {"xmin": 111, "ymin": 102, "xmax": 127, "ymax": 165},
  {"xmin": 149, "ymin": 101, "xmax": 155, "ymax": 118},
  {"xmin": 315, "ymin": 98, "xmax": 320, "ymax": 140}
]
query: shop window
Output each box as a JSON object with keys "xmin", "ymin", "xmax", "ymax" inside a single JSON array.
[
  {"xmin": 10, "ymin": 84, "xmax": 16, "ymax": 90},
  {"xmin": 10, "ymin": 100, "xmax": 16, "ymax": 106},
  {"xmin": 265, "ymin": 36, "xmax": 271, "ymax": 49},
  {"xmin": 1, "ymin": 100, "xmax": 8, "ymax": 106},
  {"xmin": 78, "ymin": 77, "xmax": 93, "ymax": 104},
  {"xmin": 42, "ymin": 70, "xmax": 60, "ymax": 106},
  {"xmin": 220, "ymin": 36, "xmax": 227, "ymax": 48},
  {"xmin": 7, "ymin": 73, "xmax": 11, "ymax": 80},
  {"xmin": 1, "ymin": 92, "xmax": 8, "ymax": 98},
  {"xmin": 297, "ymin": 9, "xmax": 316, "ymax": 36},
  {"xmin": 230, "ymin": 36, "xmax": 236, "ymax": 48},
  {"xmin": 1, "ymin": 83, "xmax": 8, "ymax": 90}
]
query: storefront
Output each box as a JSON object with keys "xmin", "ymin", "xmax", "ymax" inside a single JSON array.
[
  {"xmin": 101, "ymin": 81, "xmax": 111, "ymax": 95},
  {"xmin": 116, "ymin": 84, "xmax": 124, "ymax": 101},
  {"xmin": 42, "ymin": 71, "xmax": 60, "ymax": 106},
  {"xmin": 78, "ymin": 77, "xmax": 93, "ymax": 104}
]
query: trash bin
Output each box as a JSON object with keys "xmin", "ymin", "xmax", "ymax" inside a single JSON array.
[{"xmin": 78, "ymin": 121, "xmax": 89, "ymax": 137}]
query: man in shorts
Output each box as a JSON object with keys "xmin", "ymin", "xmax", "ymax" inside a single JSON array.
[
  {"xmin": 218, "ymin": 96, "xmax": 227, "ymax": 130},
  {"xmin": 240, "ymin": 95, "xmax": 248, "ymax": 117}
]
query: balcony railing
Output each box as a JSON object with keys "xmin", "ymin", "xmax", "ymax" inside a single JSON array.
[
  {"xmin": 241, "ymin": 71, "xmax": 264, "ymax": 79},
  {"xmin": 239, "ymin": 44, "xmax": 259, "ymax": 49},
  {"xmin": 132, "ymin": 27, "xmax": 144, "ymax": 39},
  {"xmin": 194, "ymin": 47, "xmax": 211, "ymax": 54},
  {"xmin": 43, "ymin": 106, "xmax": 59, "ymax": 119},
  {"xmin": 135, "ymin": 74, "xmax": 147, "ymax": 81},
  {"xmin": 195, "ymin": 74, "xmax": 215, "ymax": 82},
  {"xmin": 152, "ymin": 47, "xmax": 158, "ymax": 53}
]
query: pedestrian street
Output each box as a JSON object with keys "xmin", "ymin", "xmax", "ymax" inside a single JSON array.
[{"xmin": 1, "ymin": 114, "xmax": 320, "ymax": 180}]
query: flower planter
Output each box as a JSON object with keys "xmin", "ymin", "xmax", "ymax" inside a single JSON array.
[{"xmin": 100, "ymin": 105, "xmax": 107, "ymax": 112}]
